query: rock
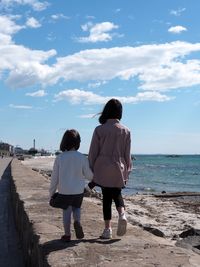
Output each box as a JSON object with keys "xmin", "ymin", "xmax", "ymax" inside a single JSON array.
[
  {"xmin": 176, "ymin": 236, "xmax": 200, "ymax": 254},
  {"xmin": 143, "ymin": 226, "xmax": 165, "ymax": 237},
  {"xmin": 32, "ymin": 168, "xmax": 39, "ymax": 172},
  {"xmin": 179, "ymin": 228, "xmax": 200, "ymax": 238}
]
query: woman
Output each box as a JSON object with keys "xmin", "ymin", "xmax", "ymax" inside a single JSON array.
[{"xmin": 88, "ymin": 99, "xmax": 132, "ymax": 239}]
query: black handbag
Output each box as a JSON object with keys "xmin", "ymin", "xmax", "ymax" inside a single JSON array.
[
  {"xmin": 49, "ymin": 192, "xmax": 65, "ymax": 209},
  {"xmin": 49, "ymin": 192, "xmax": 84, "ymax": 209}
]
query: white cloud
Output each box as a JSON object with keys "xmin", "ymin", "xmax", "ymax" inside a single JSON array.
[
  {"xmin": 0, "ymin": 33, "xmax": 12, "ymax": 45},
  {"xmin": 9, "ymin": 104, "xmax": 32, "ymax": 109},
  {"xmin": 2, "ymin": 45, "xmax": 56, "ymax": 88},
  {"xmin": 54, "ymin": 89, "xmax": 172, "ymax": 105},
  {"xmin": 0, "ymin": 0, "xmax": 49, "ymax": 11},
  {"xmin": 0, "ymin": 15, "xmax": 57, "ymax": 88},
  {"xmin": 0, "ymin": 15, "xmax": 23, "ymax": 47},
  {"xmin": 170, "ymin": 8, "xmax": 186, "ymax": 16},
  {"xmin": 0, "ymin": 16, "xmax": 56, "ymax": 87},
  {"xmin": 49, "ymin": 41, "xmax": 200, "ymax": 92},
  {"xmin": 26, "ymin": 17, "xmax": 41, "ymax": 28},
  {"xmin": 78, "ymin": 113, "xmax": 96, "ymax": 118},
  {"xmin": 168, "ymin": 25, "xmax": 187, "ymax": 34},
  {"xmin": 46, "ymin": 32, "xmax": 56, "ymax": 41},
  {"xmin": 2, "ymin": 38, "xmax": 200, "ymax": 93},
  {"xmin": 51, "ymin": 13, "xmax": 70, "ymax": 20},
  {"xmin": 88, "ymin": 81, "xmax": 107, "ymax": 88},
  {"xmin": 85, "ymin": 15, "xmax": 95, "ymax": 20},
  {"xmin": 0, "ymin": 15, "xmax": 24, "ymax": 35},
  {"xmin": 114, "ymin": 8, "xmax": 121, "ymax": 13},
  {"xmin": 77, "ymin": 21, "xmax": 119, "ymax": 43},
  {"xmin": 139, "ymin": 60, "xmax": 200, "ymax": 91},
  {"xmin": 26, "ymin": 89, "xmax": 47, "ymax": 97},
  {"xmin": 54, "ymin": 89, "xmax": 103, "ymax": 104},
  {"xmin": 81, "ymin": 22, "xmax": 93, "ymax": 31}
]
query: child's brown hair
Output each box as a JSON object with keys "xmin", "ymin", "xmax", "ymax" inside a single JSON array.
[{"xmin": 60, "ymin": 129, "xmax": 81, "ymax": 152}]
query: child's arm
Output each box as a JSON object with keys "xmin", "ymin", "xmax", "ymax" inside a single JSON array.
[
  {"xmin": 82, "ymin": 156, "xmax": 93, "ymax": 181},
  {"xmin": 49, "ymin": 157, "xmax": 59, "ymax": 198}
]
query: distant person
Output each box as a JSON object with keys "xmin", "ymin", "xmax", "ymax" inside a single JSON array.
[
  {"xmin": 49, "ymin": 129, "xmax": 93, "ymax": 242},
  {"xmin": 88, "ymin": 99, "xmax": 132, "ymax": 239}
]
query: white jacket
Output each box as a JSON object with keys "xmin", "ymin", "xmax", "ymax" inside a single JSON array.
[{"xmin": 49, "ymin": 151, "xmax": 93, "ymax": 197}]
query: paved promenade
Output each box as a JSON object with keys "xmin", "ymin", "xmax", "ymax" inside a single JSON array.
[
  {"xmin": 0, "ymin": 158, "xmax": 24, "ymax": 267},
  {"xmin": 10, "ymin": 159, "xmax": 200, "ymax": 266}
]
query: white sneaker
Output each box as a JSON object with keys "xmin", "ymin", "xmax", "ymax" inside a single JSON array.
[
  {"xmin": 100, "ymin": 228, "xmax": 112, "ymax": 239},
  {"xmin": 117, "ymin": 213, "xmax": 127, "ymax": 236}
]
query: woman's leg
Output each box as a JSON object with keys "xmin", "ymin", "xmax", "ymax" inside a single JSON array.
[
  {"xmin": 112, "ymin": 188, "xmax": 127, "ymax": 236},
  {"xmin": 99, "ymin": 188, "xmax": 113, "ymax": 238},
  {"xmin": 112, "ymin": 188, "xmax": 125, "ymax": 215},
  {"xmin": 102, "ymin": 188, "xmax": 113, "ymax": 229},
  {"xmin": 63, "ymin": 206, "xmax": 72, "ymax": 236}
]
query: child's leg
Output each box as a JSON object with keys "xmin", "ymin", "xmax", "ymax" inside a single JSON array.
[
  {"xmin": 72, "ymin": 207, "xmax": 84, "ymax": 239},
  {"xmin": 72, "ymin": 207, "xmax": 81, "ymax": 222},
  {"xmin": 63, "ymin": 206, "xmax": 72, "ymax": 236}
]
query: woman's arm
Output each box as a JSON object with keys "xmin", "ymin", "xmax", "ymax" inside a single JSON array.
[
  {"xmin": 124, "ymin": 131, "xmax": 133, "ymax": 176},
  {"xmin": 88, "ymin": 128, "xmax": 100, "ymax": 171}
]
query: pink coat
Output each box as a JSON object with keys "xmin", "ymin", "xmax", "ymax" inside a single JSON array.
[{"xmin": 88, "ymin": 119, "xmax": 132, "ymax": 188}]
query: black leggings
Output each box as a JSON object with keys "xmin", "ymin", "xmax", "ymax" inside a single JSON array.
[{"xmin": 101, "ymin": 187, "xmax": 125, "ymax": 220}]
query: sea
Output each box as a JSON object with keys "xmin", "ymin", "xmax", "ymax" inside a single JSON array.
[
  {"xmin": 23, "ymin": 154, "xmax": 200, "ymax": 196},
  {"xmin": 124, "ymin": 154, "xmax": 200, "ymax": 195}
]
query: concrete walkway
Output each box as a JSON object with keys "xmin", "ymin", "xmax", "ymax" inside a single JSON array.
[
  {"xmin": 11, "ymin": 159, "xmax": 200, "ymax": 267},
  {"xmin": 0, "ymin": 158, "xmax": 24, "ymax": 267}
]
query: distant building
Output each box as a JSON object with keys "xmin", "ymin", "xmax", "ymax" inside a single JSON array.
[
  {"xmin": 0, "ymin": 142, "xmax": 14, "ymax": 157},
  {"xmin": 14, "ymin": 146, "xmax": 24, "ymax": 155},
  {"xmin": 28, "ymin": 147, "xmax": 38, "ymax": 155}
]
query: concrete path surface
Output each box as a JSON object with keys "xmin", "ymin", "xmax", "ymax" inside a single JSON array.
[
  {"xmin": 0, "ymin": 158, "xmax": 24, "ymax": 267},
  {"xmin": 10, "ymin": 159, "xmax": 200, "ymax": 267}
]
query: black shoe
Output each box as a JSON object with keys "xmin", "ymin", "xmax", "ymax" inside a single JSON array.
[{"xmin": 74, "ymin": 221, "xmax": 84, "ymax": 239}]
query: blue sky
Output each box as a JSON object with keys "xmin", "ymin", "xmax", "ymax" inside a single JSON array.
[{"xmin": 0, "ymin": 0, "xmax": 200, "ymax": 154}]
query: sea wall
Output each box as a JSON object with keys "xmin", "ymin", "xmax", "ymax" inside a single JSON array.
[{"xmin": 10, "ymin": 159, "xmax": 50, "ymax": 267}]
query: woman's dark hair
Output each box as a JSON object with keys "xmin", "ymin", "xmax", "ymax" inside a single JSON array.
[
  {"xmin": 60, "ymin": 129, "xmax": 81, "ymax": 152},
  {"xmin": 99, "ymin": 98, "xmax": 122, "ymax": 124}
]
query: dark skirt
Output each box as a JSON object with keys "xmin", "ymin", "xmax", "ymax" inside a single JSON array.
[{"xmin": 50, "ymin": 193, "xmax": 84, "ymax": 209}]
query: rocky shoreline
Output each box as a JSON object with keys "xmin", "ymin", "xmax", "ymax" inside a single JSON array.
[{"xmin": 124, "ymin": 193, "xmax": 200, "ymax": 255}]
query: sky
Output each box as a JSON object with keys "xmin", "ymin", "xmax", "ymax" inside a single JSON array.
[{"xmin": 0, "ymin": 0, "xmax": 200, "ymax": 154}]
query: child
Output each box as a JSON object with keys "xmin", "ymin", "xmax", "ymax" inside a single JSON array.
[
  {"xmin": 88, "ymin": 99, "xmax": 132, "ymax": 239},
  {"xmin": 49, "ymin": 129, "xmax": 93, "ymax": 242}
]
